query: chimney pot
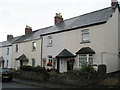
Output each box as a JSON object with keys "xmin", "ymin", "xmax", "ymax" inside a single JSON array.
[
  {"xmin": 25, "ymin": 25, "xmax": 32, "ymax": 34},
  {"xmin": 7, "ymin": 34, "xmax": 13, "ymax": 41},
  {"xmin": 54, "ymin": 13, "xmax": 63, "ymax": 24},
  {"xmin": 111, "ymin": 0, "xmax": 118, "ymax": 8}
]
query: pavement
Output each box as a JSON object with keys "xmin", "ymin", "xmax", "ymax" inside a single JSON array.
[{"xmin": 13, "ymin": 78, "xmax": 78, "ymax": 88}]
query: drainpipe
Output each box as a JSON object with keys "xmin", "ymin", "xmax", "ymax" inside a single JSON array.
[{"xmin": 40, "ymin": 36, "xmax": 43, "ymax": 67}]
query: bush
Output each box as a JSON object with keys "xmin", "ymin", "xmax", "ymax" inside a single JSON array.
[
  {"xmin": 20, "ymin": 65, "xmax": 48, "ymax": 74},
  {"xmin": 80, "ymin": 62, "xmax": 95, "ymax": 73}
]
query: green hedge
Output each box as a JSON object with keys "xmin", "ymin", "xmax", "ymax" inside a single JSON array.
[
  {"xmin": 14, "ymin": 65, "xmax": 49, "ymax": 81},
  {"xmin": 20, "ymin": 65, "xmax": 47, "ymax": 74}
]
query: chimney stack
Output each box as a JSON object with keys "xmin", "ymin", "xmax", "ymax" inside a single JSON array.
[
  {"xmin": 25, "ymin": 25, "xmax": 32, "ymax": 34},
  {"xmin": 7, "ymin": 34, "xmax": 13, "ymax": 41},
  {"xmin": 111, "ymin": 0, "xmax": 118, "ymax": 9},
  {"xmin": 54, "ymin": 13, "xmax": 63, "ymax": 24}
]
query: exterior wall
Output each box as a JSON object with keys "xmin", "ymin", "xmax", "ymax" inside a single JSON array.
[
  {"xmin": 101, "ymin": 8, "xmax": 119, "ymax": 73},
  {"xmin": 42, "ymin": 8, "xmax": 119, "ymax": 73},
  {"xmin": 12, "ymin": 39, "xmax": 41, "ymax": 69},
  {"xmin": 12, "ymin": 43, "xmax": 24, "ymax": 69},
  {"xmin": 24, "ymin": 39, "xmax": 41, "ymax": 67},
  {"xmin": 1, "ymin": 46, "xmax": 13, "ymax": 68}
]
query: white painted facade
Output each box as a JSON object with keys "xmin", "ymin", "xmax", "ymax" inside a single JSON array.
[
  {"xmin": 12, "ymin": 39, "xmax": 41, "ymax": 69},
  {"xmin": 42, "ymin": 7, "xmax": 120, "ymax": 73},
  {"xmin": 0, "ymin": 45, "xmax": 13, "ymax": 68}
]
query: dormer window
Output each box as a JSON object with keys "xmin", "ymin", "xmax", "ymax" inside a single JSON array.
[{"xmin": 47, "ymin": 36, "xmax": 52, "ymax": 47}]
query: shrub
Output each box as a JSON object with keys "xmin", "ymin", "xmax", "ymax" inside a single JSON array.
[
  {"xmin": 80, "ymin": 62, "xmax": 95, "ymax": 73},
  {"xmin": 20, "ymin": 65, "xmax": 48, "ymax": 74}
]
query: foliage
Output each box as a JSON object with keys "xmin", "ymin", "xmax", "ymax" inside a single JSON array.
[
  {"xmin": 80, "ymin": 62, "xmax": 95, "ymax": 73},
  {"xmin": 20, "ymin": 65, "xmax": 48, "ymax": 74}
]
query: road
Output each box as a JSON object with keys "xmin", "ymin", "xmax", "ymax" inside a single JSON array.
[{"xmin": 2, "ymin": 81, "xmax": 41, "ymax": 89}]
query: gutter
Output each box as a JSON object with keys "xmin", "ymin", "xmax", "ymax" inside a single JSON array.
[{"xmin": 40, "ymin": 21, "xmax": 107, "ymax": 36}]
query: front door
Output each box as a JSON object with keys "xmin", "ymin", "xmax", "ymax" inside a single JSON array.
[
  {"xmin": 57, "ymin": 59, "xmax": 60, "ymax": 72},
  {"xmin": 20, "ymin": 61, "xmax": 23, "ymax": 67},
  {"xmin": 67, "ymin": 61, "xmax": 73, "ymax": 71}
]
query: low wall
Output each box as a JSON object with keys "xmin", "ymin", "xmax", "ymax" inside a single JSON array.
[
  {"xmin": 48, "ymin": 71, "xmax": 105, "ymax": 87},
  {"xmin": 14, "ymin": 71, "xmax": 49, "ymax": 82}
]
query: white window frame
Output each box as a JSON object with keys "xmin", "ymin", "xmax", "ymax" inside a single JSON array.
[
  {"xmin": 47, "ymin": 36, "xmax": 52, "ymax": 47},
  {"xmin": 78, "ymin": 54, "xmax": 93, "ymax": 67},
  {"xmin": 7, "ymin": 48, "xmax": 9, "ymax": 55},
  {"xmin": 16, "ymin": 44, "xmax": 18, "ymax": 52},
  {"xmin": 81, "ymin": 29, "xmax": 90, "ymax": 43},
  {"xmin": 32, "ymin": 42, "xmax": 37, "ymax": 51}
]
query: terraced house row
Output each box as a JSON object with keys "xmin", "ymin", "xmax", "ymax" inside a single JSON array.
[{"xmin": 0, "ymin": 0, "xmax": 120, "ymax": 73}]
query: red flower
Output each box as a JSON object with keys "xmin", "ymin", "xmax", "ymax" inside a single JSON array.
[{"xmin": 47, "ymin": 62, "xmax": 52, "ymax": 66}]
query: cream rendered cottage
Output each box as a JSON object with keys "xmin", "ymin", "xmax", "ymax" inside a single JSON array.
[
  {"xmin": 41, "ymin": 1, "xmax": 120, "ymax": 73},
  {"xmin": 12, "ymin": 26, "xmax": 43, "ymax": 69}
]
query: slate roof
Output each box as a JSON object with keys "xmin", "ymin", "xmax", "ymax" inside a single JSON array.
[
  {"xmin": 13, "ymin": 30, "xmax": 39, "ymax": 43},
  {"xmin": 3, "ymin": 6, "xmax": 116, "ymax": 44},
  {"xmin": 76, "ymin": 47, "xmax": 95, "ymax": 54},
  {"xmin": 40, "ymin": 7, "xmax": 115, "ymax": 36},
  {"xmin": 0, "ymin": 36, "xmax": 22, "ymax": 47},
  {"xmin": 56, "ymin": 49, "xmax": 75, "ymax": 58},
  {"xmin": 16, "ymin": 54, "xmax": 29, "ymax": 62}
]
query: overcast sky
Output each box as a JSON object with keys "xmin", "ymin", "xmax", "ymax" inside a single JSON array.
[{"xmin": 0, "ymin": 0, "xmax": 120, "ymax": 42}]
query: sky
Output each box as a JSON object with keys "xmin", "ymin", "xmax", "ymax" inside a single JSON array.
[{"xmin": 0, "ymin": 0, "xmax": 120, "ymax": 42}]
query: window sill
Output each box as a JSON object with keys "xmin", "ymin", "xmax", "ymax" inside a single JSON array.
[
  {"xmin": 32, "ymin": 49, "xmax": 36, "ymax": 51},
  {"xmin": 80, "ymin": 41, "xmax": 91, "ymax": 44},
  {"xmin": 47, "ymin": 45, "xmax": 52, "ymax": 47}
]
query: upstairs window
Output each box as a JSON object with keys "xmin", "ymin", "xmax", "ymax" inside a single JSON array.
[
  {"xmin": 81, "ymin": 29, "xmax": 90, "ymax": 43},
  {"xmin": 47, "ymin": 36, "xmax": 52, "ymax": 47},
  {"xmin": 32, "ymin": 42, "xmax": 36, "ymax": 51},
  {"xmin": 16, "ymin": 44, "xmax": 18, "ymax": 52},
  {"xmin": 7, "ymin": 48, "xmax": 9, "ymax": 55}
]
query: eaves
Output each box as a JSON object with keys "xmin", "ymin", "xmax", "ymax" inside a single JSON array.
[{"xmin": 40, "ymin": 21, "xmax": 107, "ymax": 36}]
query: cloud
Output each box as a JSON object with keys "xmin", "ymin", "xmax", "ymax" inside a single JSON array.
[{"xmin": 0, "ymin": 0, "xmax": 118, "ymax": 41}]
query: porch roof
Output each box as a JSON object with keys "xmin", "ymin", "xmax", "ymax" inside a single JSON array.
[
  {"xmin": 56, "ymin": 49, "xmax": 75, "ymax": 58},
  {"xmin": 0, "ymin": 56, "xmax": 5, "ymax": 62},
  {"xmin": 16, "ymin": 54, "xmax": 29, "ymax": 62},
  {"xmin": 76, "ymin": 47, "xmax": 95, "ymax": 54}
]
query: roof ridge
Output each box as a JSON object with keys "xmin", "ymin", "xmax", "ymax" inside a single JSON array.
[{"xmin": 63, "ymin": 7, "xmax": 111, "ymax": 22}]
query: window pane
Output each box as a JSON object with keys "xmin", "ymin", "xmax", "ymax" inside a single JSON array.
[
  {"xmin": 79, "ymin": 54, "xmax": 87, "ymax": 67},
  {"xmin": 79, "ymin": 54, "xmax": 93, "ymax": 66},
  {"xmin": 89, "ymin": 55, "xmax": 93, "ymax": 65},
  {"xmin": 16, "ymin": 45, "xmax": 18, "ymax": 52},
  {"xmin": 32, "ymin": 42, "xmax": 36, "ymax": 50},
  {"xmin": 7, "ymin": 48, "xmax": 9, "ymax": 55},
  {"xmin": 82, "ymin": 29, "xmax": 89, "ymax": 42},
  {"xmin": 48, "ymin": 36, "xmax": 52, "ymax": 46}
]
